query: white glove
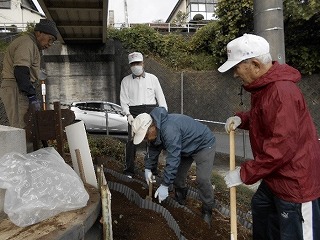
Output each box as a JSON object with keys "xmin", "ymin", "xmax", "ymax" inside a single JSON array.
[
  {"xmin": 127, "ymin": 114, "xmax": 134, "ymax": 125},
  {"xmin": 224, "ymin": 167, "xmax": 243, "ymax": 188},
  {"xmin": 154, "ymin": 185, "xmax": 169, "ymax": 203},
  {"xmin": 225, "ymin": 116, "xmax": 241, "ymax": 134},
  {"xmin": 145, "ymin": 169, "xmax": 153, "ymax": 185}
]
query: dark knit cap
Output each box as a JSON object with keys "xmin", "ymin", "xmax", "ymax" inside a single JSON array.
[{"xmin": 34, "ymin": 19, "xmax": 58, "ymax": 39}]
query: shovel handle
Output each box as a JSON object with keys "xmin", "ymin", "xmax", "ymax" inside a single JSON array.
[
  {"xmin": 230, "ymin": 129, "xmax": 237, "ymax": 240},
  {"xmin": 148, "ymin": 181, "xmax": 153, "ymax": 198}
]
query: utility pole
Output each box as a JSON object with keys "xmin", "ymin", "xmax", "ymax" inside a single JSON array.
[
  {"xmin": 124, "ymin": 0, "xmax": 129, "ymax": 27},
  {"xmin": 254, "ymin": 0, "xmax": 286, "ymax": 64}
]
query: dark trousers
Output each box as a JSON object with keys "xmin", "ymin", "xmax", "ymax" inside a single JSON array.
[
  {"xmin": 252, "ymin": 180, "xmax": 320, "ymax": 240},
  {"xmin": 173, "ymin": 144, "xmax": 216, "ymax": 208},
  {"xmin": 123, "ymin": 105, "xmax": 157, "ymax": 175}
]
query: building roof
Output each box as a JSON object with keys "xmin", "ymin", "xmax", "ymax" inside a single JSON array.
[
  {"xmin": 37, "ymin": 0, "xmax": 108, "ymax": 44},
  {"xmin": 166, "ymin": 0, "xmax": 184, "ymax": 23}
]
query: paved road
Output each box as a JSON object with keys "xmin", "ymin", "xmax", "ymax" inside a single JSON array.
[
  {"xmin": 91, "ymin": 130, "xmax": 253, "ymax": 159},
  {"xmin": 214, "ymin": 131, "xmax": 253, "ymax": 159}
]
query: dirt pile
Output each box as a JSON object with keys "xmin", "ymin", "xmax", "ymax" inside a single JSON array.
[{"xmin": 101, "ymin": 156, "xmax": 252, "ymax": 240}]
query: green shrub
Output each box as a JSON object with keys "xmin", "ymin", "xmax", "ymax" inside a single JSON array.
[
  {"xmin": 106, "ymin": 0, "xmax": 320, "ymax": 74},
  {"xmin": 87, "ymin": 135, "xmax": 125, "ymax": 161}
]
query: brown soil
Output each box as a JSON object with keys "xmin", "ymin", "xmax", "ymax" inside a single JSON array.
[{"xmin": 95, "ymin": 155, "xmax": 252, "ymax": 240}]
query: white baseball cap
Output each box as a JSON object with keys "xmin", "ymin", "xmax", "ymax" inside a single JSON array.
[
  {"xmin": 132, "ymin": 113, "xmax": 152, "ymax": 145},
  {"xmin": 128, "ymin": 52, "xmax": 143, "ymax": 64},
  {"xmin": 218, "ymin": 34, "xmax": 270, "ymax": 73}
]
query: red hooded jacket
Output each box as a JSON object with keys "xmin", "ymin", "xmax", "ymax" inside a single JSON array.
[{"xmin": 237, "ymin": 61, "xmax": 320, "ymax": 203}]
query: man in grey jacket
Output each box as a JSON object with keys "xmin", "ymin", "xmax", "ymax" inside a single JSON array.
[{"xmin": 131, "ymin": 107, "xmax": 216, "ymax": 225}]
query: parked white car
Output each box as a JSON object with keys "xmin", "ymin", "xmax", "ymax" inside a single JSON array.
[{"xmin": 70, "ymin": 101, "xmax": 128, "ymax": 133}]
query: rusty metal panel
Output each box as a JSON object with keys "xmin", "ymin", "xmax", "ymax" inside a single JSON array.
[{"xmin": 25, "ymin": 109, "xmax": 74, "ymax": 140}]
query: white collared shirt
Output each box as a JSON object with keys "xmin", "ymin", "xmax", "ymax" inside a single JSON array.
[{"xmin": 120, "ymin": 72, "xmax": 167, "ymax": 115}]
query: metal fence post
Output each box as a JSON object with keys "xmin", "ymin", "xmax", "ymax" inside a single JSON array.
[
  {"xmin": 181, "ymin": 71, "xmax": 184, "ymax": 114},
  {"xmin": 104, "ymin": 110, "xmax": 109, "ymax": 135}
]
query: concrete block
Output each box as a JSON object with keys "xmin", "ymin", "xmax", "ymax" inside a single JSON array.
[
  {"xmin": 0, "ymin": 125, "xmax": 26, "ymax": 157},
  {"xmin": 0, "ymin": 125, "xmax": 27, "ymax": 218}
]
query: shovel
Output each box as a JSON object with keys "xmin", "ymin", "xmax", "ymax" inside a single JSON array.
[
  {"xmin": 146, "ymin": 174, "xmax": 153, "ymax": 201},
  {"xmin": 229, "ymin": 128, "xmax": 237, "ymax": 240}
]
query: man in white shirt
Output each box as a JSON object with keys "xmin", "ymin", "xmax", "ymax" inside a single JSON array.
[{"xmin": 120, "ymin": 52, "xmax": 167, "ymax": 177}]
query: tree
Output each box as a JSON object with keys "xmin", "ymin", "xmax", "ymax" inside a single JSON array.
[
  {"xmin": 283, "ymin": 0, "xmax": 320, "ymax": 74},
  {"xmin": 193, "ymin": 14, "xmax": 204, "ymax": 21},
  {"xmin": 106, "ymin": 0, "xmax": 320, "ymax": 74},
  {"xmin": 213, "ymin": 0, "xmax": 254, "ymax": 67},
  {"xmin": 212, "ymin": 0, "xmax": 320, "ymax": 74},
  {"xmin": 172, "ymin": 10, "xmax": 189, "ymax": 26}
]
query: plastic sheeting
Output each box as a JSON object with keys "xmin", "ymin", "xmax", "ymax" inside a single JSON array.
[{"xmin": 0, "ymin": 147, "xmax": 89, "ymax": 227}]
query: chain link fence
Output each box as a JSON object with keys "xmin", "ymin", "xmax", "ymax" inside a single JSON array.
[{"xmin": 143, "ymin": 57, "xmax": 320, "ymax": 134}]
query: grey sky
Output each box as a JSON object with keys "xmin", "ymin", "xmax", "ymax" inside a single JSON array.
[
  {"xmin": 33, "ymin": 0, "xmax": 178, "ymax": 25},
  {"xmin": 108, "ymin": 0, "xmax": 178, "ymax": 24}
]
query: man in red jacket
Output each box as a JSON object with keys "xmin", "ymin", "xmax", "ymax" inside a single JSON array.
[{"xmin": 219, "ymin": 33, "xmax": 320, "ymax": 240}]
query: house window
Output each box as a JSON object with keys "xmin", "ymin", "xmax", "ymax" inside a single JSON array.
[
  {"xmin": 206, "ymin": 3, "xmax": 215, "ymax": 12},
  {"xmin": 0, "ymin": 0, "xmax": 11, "ymax": 9},
  {"xmin": 198, "ymin": 4, "xmax": 206, "ymax": 11},
  {"xmin": 187, "ymin": 0, "xmax": 218, "ymax": 21},
  {"xmin": 191, "ymin": 4, "xmax": 198, "ymax": 11}
]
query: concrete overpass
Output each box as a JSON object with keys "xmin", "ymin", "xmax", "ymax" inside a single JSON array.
[{"xmin": 37, "ymin": 0, "xmax": 109, "ymax": 44}]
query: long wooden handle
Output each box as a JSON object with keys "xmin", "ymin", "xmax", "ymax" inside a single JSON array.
[
  {"xmin": 148, "ymin": 181, "xmax": 153, "ymax": 198},
  {"xmin": 230, "ymin": 129, "xmax": 237, "ymax": 240}
]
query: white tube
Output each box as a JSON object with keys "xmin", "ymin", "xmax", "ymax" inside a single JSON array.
[{"xmin": 65, "ymin": 121, "xmax": 98, "ymax": 188}]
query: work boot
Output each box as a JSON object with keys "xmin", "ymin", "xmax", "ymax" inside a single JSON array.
[
  {"xmin": 202, "ymin": 205, "xmax": 213, "ymax": 226},
  {"xmin": 174, "ymin": 187, "xmax": 188, "ymax": 205}
]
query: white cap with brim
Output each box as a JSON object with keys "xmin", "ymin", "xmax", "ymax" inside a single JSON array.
[
  {"xmin": 128, "ymin": 52, "xmax": 143, "ymax": 64},
  {"xmin": 132, "ymin": 113, "xmax": 152, "ymax": 145},
  {"xmin": 218, "ymin": 34, "xmax": 270, "ymax": 73}
]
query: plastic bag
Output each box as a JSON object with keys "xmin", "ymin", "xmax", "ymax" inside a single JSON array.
[{"xmin": 0, "ymin": 147, "xmax": 89, "ymax": 227}]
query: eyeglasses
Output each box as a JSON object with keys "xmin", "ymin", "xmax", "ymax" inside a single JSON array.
[{"xmin": 48, "ymin": 36, "xmax": 56, "ymax": 45}]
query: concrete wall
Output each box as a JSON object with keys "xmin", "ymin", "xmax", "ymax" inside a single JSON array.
[{"xmin": 42, "ymin": 41, "xmax": 120, "ymax": 108}]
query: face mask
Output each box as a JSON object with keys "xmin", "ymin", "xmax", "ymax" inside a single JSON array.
[{"xmin": 131, "ymin": 65, "xmax": 144, "ymax": 76}]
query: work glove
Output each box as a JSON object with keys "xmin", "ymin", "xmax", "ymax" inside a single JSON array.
[
  {"xmin": 145, "ymin": 169, "xmax": 156, "ymax": 185},
  {"xmin": 145, "ymin": 169, "xmax": 152, "ymax": 185},
  {"xmin": 224, "ymin": 167, "xmax": 243, "ymax": 188},
  {"xmin": 225, "ymin": 116, "xmax": 241, "ymax": 134},
  {"xmin": 28, "ymin": 95, "xmax": 41, "ymax": 111},
  {"xmin": 154, "ymin": 184, "xmax": 169, "ymax": 203},
  {"xmin": 127, "ymin": 114, "xmax": 134, "ymax": 125}
]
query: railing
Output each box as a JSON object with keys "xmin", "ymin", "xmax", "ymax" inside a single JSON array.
[
  {"xmin": 195, "ymin": 119, "xmax": 253, "ymax": 159},
  {"xmin": 111, "ymin": 22, "xmax": 207, "ymax": 33},
  {"xmin": 0, "ymin": 23, "xmax": 28, "ymax": 33},
  {"xmin": 0, "ymin": 23, "xmax": 28, "ymax": 43},
  {"xmin": 1, "ymin": 22, "xmax": 207, "ymax": 36}
]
